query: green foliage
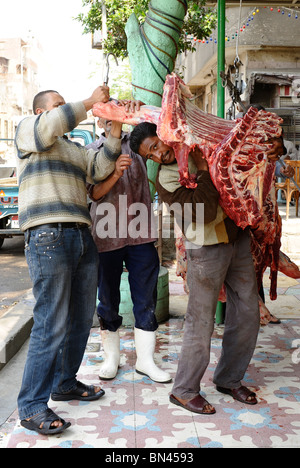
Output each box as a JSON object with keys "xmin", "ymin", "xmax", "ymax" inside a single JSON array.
[
  {"xmin": 75, "ymin": 0, "xmax": 217, "ymax": 59},
  {"xmin": 180, "ymin": 1, "xmax": 218, "ymax": 54}
]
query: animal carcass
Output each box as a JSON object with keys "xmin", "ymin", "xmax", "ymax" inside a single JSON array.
[{"xmin": 92, "ymin": 73, "xmax": 300, "ymax": 301}]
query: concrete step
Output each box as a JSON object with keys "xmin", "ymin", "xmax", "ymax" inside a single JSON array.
[
  {"xmin": 0, "ymin": 291, "xmax": 34, "ymax": 372},
  {"xmin": 280, "ymin": 207, "xmax": 300, "ymax": 267}
]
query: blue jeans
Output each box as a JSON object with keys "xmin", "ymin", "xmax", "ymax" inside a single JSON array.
[
  {"xmin": 18, "ymin": 225, "xmax": 98, "ymax": 420},
  {"xmin": 97, "ymin": 243, "xmax": 159, "ymax": 332}
]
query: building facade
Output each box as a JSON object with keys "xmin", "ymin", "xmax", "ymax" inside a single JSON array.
[
  {"xmin": 177, "ymin": 6, "xmax": 300, "ymax": 145},
  {"xmin": 0, "ymin": 37, "xmax": 41, "ymax": 139}
]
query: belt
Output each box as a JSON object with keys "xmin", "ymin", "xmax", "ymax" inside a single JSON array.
[{"xmin": 28, "ymin": 222, "xmax": 88, "ymax": 230}]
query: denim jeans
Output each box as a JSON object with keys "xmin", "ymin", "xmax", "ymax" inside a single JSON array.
[
  {"xmin": 97, "ymin": 243, "xmax": 159, "ymax": 332},
  {"xmin": 18, "ymin": 225, "xmax": 98, "ymax": 420}
]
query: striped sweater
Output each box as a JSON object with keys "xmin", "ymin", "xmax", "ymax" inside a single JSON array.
[{"xmin": 15, "ymin": 102, "xmax": 121, "ymax": 231}]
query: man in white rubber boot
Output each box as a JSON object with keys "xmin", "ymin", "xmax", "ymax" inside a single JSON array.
[{"xmin": 86, "ymin": 100, "xmax": 171, "ymax": 384}]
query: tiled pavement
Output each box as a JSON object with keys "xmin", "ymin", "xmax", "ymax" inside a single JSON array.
[{"xmin": 1, "ymin": 266, "xmax": 299, "ymax": 449}]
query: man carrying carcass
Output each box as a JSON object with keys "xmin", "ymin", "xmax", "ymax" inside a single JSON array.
[
  {"xmin": 86, "ymin": 103, "xmax": 171, "ymax": 384},
  {"xmin": 129, "ymin": 122, "xmax": 283, "ymax": 415}
]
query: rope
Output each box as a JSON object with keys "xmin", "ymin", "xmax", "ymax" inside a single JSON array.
[
  {"xmin": 144, "ymin": 16, "xmax": 178, "ymax": 60},
  {"xmin": 134, "ymin": 0, "xmax": 185, "ymax": 99},
  {"xmin": 142, "ymin": 24, "xmax": 176, "ymax": 73},
  {"xmin": 139, "ymin": 26, "xmax": 168, "ymax": 82},
  {"xmin": 148, "ymin": 177, "xmax": 157, "ymax": 190},
  {"xmin": 149, "ymin": 5, "xmax": 185, "ymax": 25},
  {"xmin": 146, "ymin": 11, "xmax": 182, "ymax": 35},
  {"xmin": 178, "ymin": 0, "xmax": 188, "ymax": 13},
  {"xmin": 131, "ymin": 82, "xmax": 163, "ymax": 98}
]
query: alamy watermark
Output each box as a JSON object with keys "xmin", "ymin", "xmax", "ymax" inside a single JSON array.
[
  {"xmin": 292, "ymin": 339, "xmax": 300, "ymax": 365},
  {"xmin": 94, "ymin": 194, "xmax": 204, "ymax": 248},
  {"xmin": 0, "ymin": 330, "xmax": 8, "ymax": 364},
  {"xmin": 0, "ymin": 345, "xmax": 6, "ymax": 365},
  {"xmin": 291, "ymin": 78, "xmax": 300, "ymax": 105}
]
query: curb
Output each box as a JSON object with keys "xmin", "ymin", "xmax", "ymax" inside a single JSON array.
[{"xmin": 0, "ymin": 291, "xmax": 34, "ymax": 372}]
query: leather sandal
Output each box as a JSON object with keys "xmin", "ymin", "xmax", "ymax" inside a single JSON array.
[
  {"xmin": 21, "ymin": 408, "xmax": 71, "ymax": 435},
  {"xmin": 169, "ymin": 393, "xmax": 216, "ymax": 414},
  {"xmin": 51, "ymin": 381, "xmax": 105, "ymax": 401},
  {"xmin": 269, "ymin": 314, "xmax": 281, "ymax": 324},
  {"xmin": 216, "ymin": 385, "xmax": 258, "ymax": 405}
]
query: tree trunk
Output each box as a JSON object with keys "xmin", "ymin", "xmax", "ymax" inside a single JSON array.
[{"xmin": 125, "ymin": 0, "xmax": 187, "ymax": 198}]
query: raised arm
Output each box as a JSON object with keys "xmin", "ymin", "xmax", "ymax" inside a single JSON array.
[
  {"xmin": 91, "ymin": 154, "xmax": 132, "ymax": 200},
  {"xmin": 87, "ymin": 99, "xmax": 142, "ymax": 183},
  {"xmin": 16, "ymin": 86, "xmax": 110, "ymax": 157}
]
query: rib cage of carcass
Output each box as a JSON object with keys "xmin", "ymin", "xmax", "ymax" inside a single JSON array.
[
  {"xmin": 93, "ymin": 73, "xmax": 282, "ymax": 230},
  {"xmin": 159, "ymin": 74, "xmax": 284, "ymax": 301},
  {"xmin": 93, "ymin": 73, "xmax": 300, "ymax": 300},
  {"xmin": 158, "ymin": 74, "xmax": 283, "ymax": 231}
]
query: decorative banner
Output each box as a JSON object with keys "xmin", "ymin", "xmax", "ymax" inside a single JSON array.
[{"xmin": 187, "ymin": 5, "xmax": 299, "ymax": 45}]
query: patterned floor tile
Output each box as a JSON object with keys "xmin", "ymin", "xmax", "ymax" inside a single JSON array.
[
  {"xmin": 3, "ymin": 313, "xmax": 300, "ymax": 448},
  {"xmin": 2, "ymin": 273, "xmax": 300, "ymax": 448}
]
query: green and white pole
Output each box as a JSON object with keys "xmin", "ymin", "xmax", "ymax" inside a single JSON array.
[{"xmin": 216, "ymin": 0, "xmax": 226, "ymax": 324}]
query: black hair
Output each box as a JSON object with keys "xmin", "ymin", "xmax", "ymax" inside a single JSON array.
[
  {"xmin": 246, "ymin": 103, "xmax": 265, "ymax": 112},
  {"xmin": 32, "ymin": 90, "xmax": 59, "ymax": 115},
  {"xmin": 129, "ymin": 122, "xmax": 158, "ymax": 155}
]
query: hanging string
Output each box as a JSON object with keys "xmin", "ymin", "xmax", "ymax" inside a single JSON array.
[
  {"xmin": 235, "ymin": 0, "xmax": 243, "ymax": 63},
  {"xmin": 188, "ymin": 5, "xmax": 299, "ymax": 45}
]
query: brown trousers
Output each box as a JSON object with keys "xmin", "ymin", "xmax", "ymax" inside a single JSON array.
[{"xmin": 172, "ymin": 229, "xmax": 260, "ymax": 400}]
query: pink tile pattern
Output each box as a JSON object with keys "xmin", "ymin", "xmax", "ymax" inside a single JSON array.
[{"xmin": 3, "ymin": 314, "xmax": 300, "ymax": 448}]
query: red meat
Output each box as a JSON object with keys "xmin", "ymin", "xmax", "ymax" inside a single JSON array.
[{"xmin": 92, "ymin": 73, "xmax": 299, "ymax": 300}]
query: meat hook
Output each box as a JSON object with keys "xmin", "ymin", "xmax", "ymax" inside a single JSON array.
[
  {"xmin": 220, "ymin": 70, "xmax": 246, "ymax": 113},
  {"xmin": 104, "ymin": 53, "xmax": 119, "ymax": 86}
]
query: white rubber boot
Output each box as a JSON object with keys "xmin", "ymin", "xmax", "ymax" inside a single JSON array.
[
  {"xmin": 134, "ymin": 328, "xmax": 172, "ymax": 383},
  {"xmin": 99, "ymin": 329, "xmax": 120, "ymax": 380}
]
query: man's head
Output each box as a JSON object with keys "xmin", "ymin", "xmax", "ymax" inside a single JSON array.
[
  {"xmin": 97, "ymin": 117, "xmax": 112, "ymax": 137},
  {"xmin": 33, "ymin": 90, "xmax": 65, "ymax": 115},
  {"xmin": 130, "ymin": 122, "xmax": 176, "ymax": 165},
  {"xmin": 245, "ymin": 103, "xmax": 265, "ymax": 113}
]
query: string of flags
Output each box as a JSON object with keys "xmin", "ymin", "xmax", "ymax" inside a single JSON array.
[{"xmin": 186, "ymin": 5, "xmax": 299, "ymax": 45}]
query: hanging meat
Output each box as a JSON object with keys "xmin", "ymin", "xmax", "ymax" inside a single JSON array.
[
  {"xmin": 94, "ymin": 73, "xmax": 282, "ymax": 230},
  {"xmin": 92, "ymin": 73, "xmax": 300, "ymax": 300},
  {"xmin": 158, "ymin": 74, "xmax": 284, "ymax": 229},
  {"xmin": 93, "ymin": 99, "xmax": 161, "ymax": 127}
]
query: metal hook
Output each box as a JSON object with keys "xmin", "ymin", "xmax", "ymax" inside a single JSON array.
[{"xmin": 104, "ymin": 53, "xmax": 119, "ymax": 86}]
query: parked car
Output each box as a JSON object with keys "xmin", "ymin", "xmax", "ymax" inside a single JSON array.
[
  {"xmin": 0, "ymin": 129, "xmax": 95, "ymax": 248},
  {"xmin": 0, "ymin": 138, "xmax": 21, "ymax": 248}
]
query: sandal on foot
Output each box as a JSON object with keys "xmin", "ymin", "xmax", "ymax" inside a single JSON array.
[
  {"xmin": 51, "ymin": 381, "xmax": 105, "ymax": 402},
  {"xmin": 21, "ymin": 408, "xmax": 71, "ymax": 435},
  {"xmin": 216, "ymin": 385, "xmax": 257, "ymax": 405},
  {"xmin": 169, "ymin": 393, "xmax": 216, "ymax": 415},
  {"xmin": 269, "ymin": 315, "xmax": 281, "ymax": 325}
]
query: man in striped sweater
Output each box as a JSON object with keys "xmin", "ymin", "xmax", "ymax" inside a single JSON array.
[{"xmin": 16, "ymin": 86, "xmax": 124, "ymax": 435}]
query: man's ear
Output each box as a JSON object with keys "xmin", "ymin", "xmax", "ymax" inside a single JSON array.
[{"xmin": 97, "ymin": 119, "xmax": 105, "ymax": 129}]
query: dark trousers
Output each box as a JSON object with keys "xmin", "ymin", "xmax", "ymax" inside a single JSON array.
[
  {"xmin": 97, "ymin": 242, "xmax": 159, "ymax": 332},
  {"xmin": 172, "ymin": 229, "xmax": 260, "ymax": 400}
]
